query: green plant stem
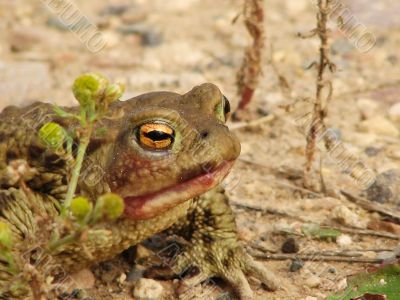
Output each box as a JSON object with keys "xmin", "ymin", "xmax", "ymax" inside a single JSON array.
[
  {"xmin": 48, "ymin": 229, "xmax": 84, "ymax": 253},
  {"xmin": 62, "ymin": 124, "xmax": 93, "ymax": 216}
]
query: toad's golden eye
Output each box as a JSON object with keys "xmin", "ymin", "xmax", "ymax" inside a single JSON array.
[{"xmin": 138, "ymin": 123, "xmax": 175, "ymax": 150}]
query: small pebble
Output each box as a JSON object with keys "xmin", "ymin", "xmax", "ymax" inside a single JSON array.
[
  {"xmin": 336, "ymin": 234, "xmax": 352, "ymax": 247},
  {"xmin": 281, "ymin": 237, "xmax": 300, "ymax": 253},
  {"xmin": 45, "ymin": 276, "xmax": 54, "ymax": 285},
  {"xmin": 387, "ymin": 54, "xmax": 398, "ymax": 65},
  {"xmin": 256, "ymin": 106, "xmax": 270, "ymax": 117},
  {"xmin": 127, "ymin": 266, "xmax": 145, "ymax": 282},
  {"xmin": 358, "ymin": 115, "xmax": 399, "ymax": 137},
  {"xmin": 100, "ymin": 4, "xmax": 130, "ymax": 16},
  {"xmin": 389, "ymin": 102, "xmax": 400, "ymax": 123},
  {"xmin": 357, "ymin": 98, "xmax": 379, "ymax": 119},
  {"xmin": 331, "ymin": 205, "xmax": 368, "ymax": 229},
  {"xmin": 101, "ymin": 31, "xmax": 120, "ymax": 49},
  {"xmin": 142, "ymin": 31, "xmax": 163, "ymax": 47},
  {"xmin": 70, "ymin": 268, "xmax": 95, "ymax": 290},
  {"xmin": 337, "ymin": 278, "xmax": 347, "ymax": 290},
  {"xmin": 366, "ymin": 169, "xmax": 400, "ymax": 205},
  {"xmin": 305, "ymin": 275, "xmax": 321, "ymax": 288},
  {"xmin": 364, "ymin": 146, "xmax": 381, "ymax": 157},
  {"xmin": 328, "ymin": 267, "xmax": 337, "ymax": 274},
  {"xmin": 118, "ymin": 273, "xmax": 127, "ymax": 284},
  {"xmin": 122, "ymin": 11, "xmax": 148, "ymax": 24},
  {"xmin": 118, "ymin": 24, "xmax": 163, "ymax": 47},
  {"xmin": 133, "ymin": 278, "xmax": 164, "ymax": 300},
  {"xmin": 289, "ymin": 259, "xmax": 304, "ymax": 272}
]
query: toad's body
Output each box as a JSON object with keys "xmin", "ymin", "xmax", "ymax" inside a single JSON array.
[{"xmin": 0, "ymin": 84, "xmax": 278, "ymax": 299}]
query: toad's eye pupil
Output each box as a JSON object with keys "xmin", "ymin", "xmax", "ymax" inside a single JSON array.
[
  {"xmin": 223, "ymin": 96, "xmax": 231, "ymax": 115},
  {"xmin": 145, "ymin": 130, "xmax": 173, "ymax": 142},
  {"xmin": 137, "ymin": 123, "xmax": 175, "ymax": 150}
]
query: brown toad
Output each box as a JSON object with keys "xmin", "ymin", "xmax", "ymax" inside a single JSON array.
[{"xmin": 0, "ymin": 83, "xmax": 279, "ymax": 299}]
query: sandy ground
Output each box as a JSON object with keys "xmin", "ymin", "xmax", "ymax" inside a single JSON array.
[{"xmin": 1, "ymin": 0, "xmax": 400, "ymax": 299}]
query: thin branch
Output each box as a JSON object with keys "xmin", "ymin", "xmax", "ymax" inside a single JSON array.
[
  {"xmin": 237, "ymin": 158, "xmax": 323, "ymax": 197},
  {"xmin": 231, "ymin": 201, "xmax": 299, "ymax": 219},
  {"xmin": 235, "ymin": 0, "xmax": 265, "ymax": 114},
  {"xmin": 252, "ymin": 252, "xmax": 384, "ymax": 264},
  {"xmin": 247, "ymin": 241, "xmax": 278, "ymax": 254},
  {"xmin": 341, "ymin": 190, "xmax": 400, "ymax": 224},
  {"xmin": 229, "ymin": 114, "xmax": 275, "ymax": 130},
  {"xmin": 330, "ymin": 225, "xmax": 400, "ymax": 240},
  {"xmin": 232, "ymin": 200, "xmax": 400, "ymax": 240},
  {"xmin": 250, "ymin": 242, "xmax": 394, "ymax": 254},
  {"xmin": 304, "ymin": 0, "xmax": 335, "ymax": 189},
  {"xmin": 269, "ymin": 44, "xmax": 292, "ymax": 98}
]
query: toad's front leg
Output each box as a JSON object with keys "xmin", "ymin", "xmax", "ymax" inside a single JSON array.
[{"xmin": 163, "ymin": 186, "xmax": 280, "ymax": 299}]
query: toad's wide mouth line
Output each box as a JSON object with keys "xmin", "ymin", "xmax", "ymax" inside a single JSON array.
[{"xmin": 123, "ymin": 160, "xmax": 235, "ymax": 220}]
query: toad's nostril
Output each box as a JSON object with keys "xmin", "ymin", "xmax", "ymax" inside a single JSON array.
[{"xmin": 200, "ymin": 131, "xmax": 209, "ymax": 139}]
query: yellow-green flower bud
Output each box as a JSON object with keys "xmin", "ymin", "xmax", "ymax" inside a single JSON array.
[
  {"xmin": 94, "ymin": 193, "xmax": 124, "ymax": 221},
  {"xmin": 0, "ymin": 221, "xmax": 13, "ymax": 250},
  {"xmin": 39, "ymin": 122, "xmax": 66, "ymax": 150},
  {"xmin": 70, "ymin": 196, "xmax": 92, "ymax": 221},
  {"xmin": 72, "ymin": 73, "xmax": 109, "ymax": 108},
  {"xmin": 104, "ymin": 82, "xmax": 125, "ymax": 104}
]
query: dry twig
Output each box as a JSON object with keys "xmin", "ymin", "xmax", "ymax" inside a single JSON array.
[
  {"xmin": 269, "ymin": 44, "xmax": 292, "ymax": 99},
  {"xmin": 235, "ymin": 0, "xmax": 265, "ymax": 115},
  {"xmin": 238, "ymin": 158, "xmax": 323, "ymax": 197},
  {"xmin": 329, "ymin": 224, "xmax": 400, "ymax": 240},
  {"xmin": 231, "ymin": 201, "xmax": 299, "ymax": 219},
  {"xmin": 251, "ymin": 252, "xmax": 384, "ymax": 264},
  {"xmin": 304, "ymin": 0, "xmax": 335, "ymax": 189},
  {"xmin": 229, "ymin": 114, "xmax": 275, "ymax": 130},
  {"xmin": 249, "ymin": 242, "xmax": 395, "ymax": 259},
  {"xmin": 341, "ymin": 190, "xmax": 400, "ymax": 224}
]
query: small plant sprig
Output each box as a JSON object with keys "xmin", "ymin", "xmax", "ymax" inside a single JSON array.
[
  {"xmin": 38, "ymin": 73, "xmax": 126, "ymax": 252},
  {"xmin": 0, "ymin": 73, "xmax": 125, "ymax": 299},
  {"xmin": 48, "ymin": 193, "xmax": 124, "ymax": 252},
  {"xmin": 39, "ymin": 73, "xmax": 125, "ymax": 215}
]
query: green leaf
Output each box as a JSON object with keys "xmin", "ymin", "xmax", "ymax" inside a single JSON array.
[
  {"xmin": 301, "ymin": 223, "xmax": 341, "ymax": 240},
  {"xmin": 327, "ymin": 264, "xmax": 400, "ymax": 300}
]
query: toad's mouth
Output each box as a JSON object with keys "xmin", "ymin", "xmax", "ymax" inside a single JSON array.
[{"xmin": 123, "ymin": 160, "xmax": 235, "ymax": 220}]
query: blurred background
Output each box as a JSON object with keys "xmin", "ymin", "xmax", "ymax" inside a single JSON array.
[{"xmin": 1, "ymin": 0, "xmax": 398, "ymax": 110}]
